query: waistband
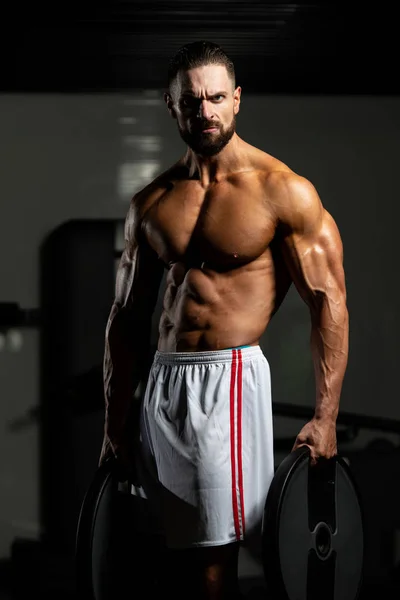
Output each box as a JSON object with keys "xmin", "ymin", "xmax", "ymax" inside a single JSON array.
[{"xmin": 153, "ymin": 345, "xmax": 263, "ymax": 366}]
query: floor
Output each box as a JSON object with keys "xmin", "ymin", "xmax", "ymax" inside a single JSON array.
[
  {"xmin": 1, "ymin": 540, "xmax": 399, "ymax": 599},
  {"xmin": 0, "ymin": 544, "xmax": 267, "ymax": 599}
]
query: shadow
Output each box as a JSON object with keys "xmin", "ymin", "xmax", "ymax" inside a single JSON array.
[
  {"xmin": 38, "ymin": 219, "xmax": 119, "ymax": 558},
  {"xmin": 9, "ymin": 220, "xmax": 121, "ymax": 599}
]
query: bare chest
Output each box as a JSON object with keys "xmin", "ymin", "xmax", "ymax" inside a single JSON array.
[{"xmin": 142, "ymin": 179, "xmax": 276, "ymax": 268}]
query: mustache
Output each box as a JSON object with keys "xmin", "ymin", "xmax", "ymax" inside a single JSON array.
[{"xmin": 193, "ymin": 121, "xmax": 220, "ymax": 132}]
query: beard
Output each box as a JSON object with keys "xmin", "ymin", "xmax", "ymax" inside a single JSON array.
[{"xmin": 178, "ymin": 115, "xmax": 236, "ymax": 157}]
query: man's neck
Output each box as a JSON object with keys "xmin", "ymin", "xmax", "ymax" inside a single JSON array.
[{"xmin": 184, "ymin": 134, "xmax": 246, "ymax": 187}]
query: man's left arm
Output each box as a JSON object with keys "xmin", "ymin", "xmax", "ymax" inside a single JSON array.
[{"xmin": 272, "ymin": 172, "xmax": 349, "ymax": 463}]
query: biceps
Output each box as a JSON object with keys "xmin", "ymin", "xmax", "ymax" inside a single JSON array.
[
  {"xmin": 114, "ymin": 243, "xmax": 164, "ymax": 314},
  {"xmin": 282, "ymin": 212, "xmax": 346, "ymax": 309}
]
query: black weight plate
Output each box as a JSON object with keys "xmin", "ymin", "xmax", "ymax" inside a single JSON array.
[
  {"xmin": 75, "ymin": 458, "xmax": 164, "ymax": 600},
  {"xmin": 262, "ymin": 446, "xmax": 364, "ymax": 600},
  {"xmin": 75, "ymin": 458, "xmax": 118, "ymax": 600}
]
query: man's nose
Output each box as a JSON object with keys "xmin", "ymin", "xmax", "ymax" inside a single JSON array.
[{"xmin": 197, "ymin": 100, "xmax": 214, "ymax": 120}]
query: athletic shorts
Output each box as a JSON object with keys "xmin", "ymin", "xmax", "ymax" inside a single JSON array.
[{"xmin": 132, "ymin": 345, "xmax": 275, "ymax": 549}]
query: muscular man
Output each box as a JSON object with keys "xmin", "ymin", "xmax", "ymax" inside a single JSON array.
[{"xmin": 99, "ymin": 41, "xmax": 348, "ymax": 599}]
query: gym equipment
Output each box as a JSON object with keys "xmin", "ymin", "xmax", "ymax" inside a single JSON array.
[
  {"xmin": 0, "ymin": 302, "xmax": 40, "ymax": 328},
  {"xmin": 262, "ymin": 446, "xmax": 364, "ymax": 600},
  {"xmin": 75, "ymin": 457, "xmax": 164, "ymax": 600},
  {"xmin": 40, "ymin": 220, "xmax": 120, "ymax": 554}
]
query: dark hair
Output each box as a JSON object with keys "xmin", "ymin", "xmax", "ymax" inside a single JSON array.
[{"xmin": 167, "ymin": 40, "xmax": 236, "ymax": 91}]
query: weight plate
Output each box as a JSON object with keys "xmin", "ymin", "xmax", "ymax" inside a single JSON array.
[
  {"xmin": 75, "ymin": 458, "xmax": 163, "ymax": 599},
  {"xmin": 262, "ymin": 446, "xmax": 364, "ymax": 600}
]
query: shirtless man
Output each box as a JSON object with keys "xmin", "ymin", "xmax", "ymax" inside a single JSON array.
[{"xmin": 99, "ymin": 41, "xmax": 348, "ymax": 599}]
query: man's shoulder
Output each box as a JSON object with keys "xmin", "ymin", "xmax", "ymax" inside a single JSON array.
[
  {"xmin": 265, "ymin": 168, "xmax": 315, "ymax": 198},
  {"xmin": 245, "ymin": 144, "xmax": 303, "ymax": 191},
  {"xmin": 250, "ymin": 148, "xmax": 297, "ymax": 187},
  {"xmin": 247, "ymin": 147, "xmax": 322, "ymax": 223},
  {"xmin": 253, "ymin": 151, "xmax": 316, "ymax": 204},
  {"xmin": 130, "ymin": 161, "xmax": 183, "ymax": 215}
]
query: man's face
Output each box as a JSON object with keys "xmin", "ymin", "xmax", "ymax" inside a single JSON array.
[{"xmin": 166, "ymin": 64, "xmax": 241, "ymax": 157}]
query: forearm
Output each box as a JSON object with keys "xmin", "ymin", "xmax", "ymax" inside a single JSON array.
[
  {"xmin": 310, "ymin": 294, "xmax": 349, "ymax": 422},
  {"xmin": 103, "ymin": 303, "xmax": 152, "ymax": 440}
]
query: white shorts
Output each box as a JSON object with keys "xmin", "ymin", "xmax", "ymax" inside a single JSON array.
[{"xmin": 133, "ymin": 345, "xmax": 275, "ymax": 549}]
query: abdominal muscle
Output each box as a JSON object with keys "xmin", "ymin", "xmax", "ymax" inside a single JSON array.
[{"xmin": 157, "ymin": 254, "xmax": 278, "ymax": 352}]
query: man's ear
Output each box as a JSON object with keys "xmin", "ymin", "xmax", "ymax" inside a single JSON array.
[
  {"xmin": 164, "ymin": 92, "xmax": 177, "ymax": 119},
  {"xmin": 233, "ymin": 86, "xmax": 242, "ymax": 115}
]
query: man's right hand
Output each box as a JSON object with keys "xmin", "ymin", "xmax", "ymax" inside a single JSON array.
[{"xmin": 99, "ymin": 432, "xmax": 138, "ymax": 484}]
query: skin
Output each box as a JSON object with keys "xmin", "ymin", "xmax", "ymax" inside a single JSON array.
[{"xmin": 99, "ymin": 63, "xmax": 348, "ymax": 599}]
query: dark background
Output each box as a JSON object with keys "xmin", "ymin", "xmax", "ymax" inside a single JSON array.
[
  {"xmin": 2, "ymin": 2, "xmax": 399, "ymax": 94},
  {"xmin": 0, "ymin": 2, "xmax": 399, "ymax": 599}
]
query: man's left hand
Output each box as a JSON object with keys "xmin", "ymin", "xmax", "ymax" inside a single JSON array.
[{"xmin": 292, "ymin": 417, "xmax": 337, "ymax": 465}]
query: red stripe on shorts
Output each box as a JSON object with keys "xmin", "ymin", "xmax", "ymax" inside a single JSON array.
[
  {"xmin": 230, "ymin": 349, "xmax": 245, "ymax": 540},
  {"xmin": 237, "ymin": 350, "xmax": 246, "ymax": 536}
]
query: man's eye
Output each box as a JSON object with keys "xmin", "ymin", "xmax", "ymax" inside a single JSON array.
[{"xmin": 182, "ymin": 98, "xmax": 196, "ymax": 108}]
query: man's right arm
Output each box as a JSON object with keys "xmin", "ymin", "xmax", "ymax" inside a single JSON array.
[{"xmin": 100, "ymin": 195, "xmax": 164, "ymax": 465}]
